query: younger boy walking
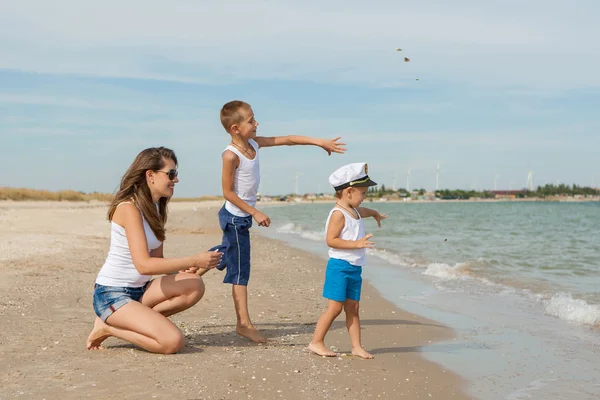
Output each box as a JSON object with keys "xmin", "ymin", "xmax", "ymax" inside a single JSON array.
[
  {"xmin": 308, "ymin": 162, "xmax": 387, "ymax": 359},
  {"xmin": 201, "ymin": 100, "xmax": 346, "ymax": 343}
]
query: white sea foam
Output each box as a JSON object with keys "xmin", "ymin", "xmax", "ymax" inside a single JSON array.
[
  {"xmin": 422, "ymin": 262, "xmax": 475, "ymax": 280},
  {"xmin": 276, "ymin": 223, "xmax": 324, "ymax": 242},
  {"xmin": 544, "ymin": 293, "xmax": 600, "ymax": 326}
]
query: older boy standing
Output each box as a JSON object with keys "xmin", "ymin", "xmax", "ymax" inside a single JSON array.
[{"xmin": 200, "ymin": 100, "xmax": 346, "ymax": 343}]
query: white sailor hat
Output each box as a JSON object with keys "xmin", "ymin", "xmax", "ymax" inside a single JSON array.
[{"xmin": 329, "ymin": 162, "xmax": 378, "ymax": 191}]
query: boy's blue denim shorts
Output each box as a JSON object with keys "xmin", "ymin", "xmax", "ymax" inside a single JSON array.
[
  {"xmin": 322, "ymin": 258, "xmax": 363, "ymax": 302},
  {"xmin": 209, "ymin": 204, "xmax": 253, "ymax": 286},
  {"xmin": 93, "ymin": 283, "xmax": 149, "ymax": 322}
]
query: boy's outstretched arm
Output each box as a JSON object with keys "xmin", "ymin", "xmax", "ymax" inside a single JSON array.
[
  {"xmin": 357, "ymin": 207, "xmax": 388, "ymax": 228},
  {"xmin": 221, "ymin": 150, "xmax": 271, "ymax": 227},
  {"xmin": 254, "ymin": 136, "xmax": 346, "ymax": 155}
]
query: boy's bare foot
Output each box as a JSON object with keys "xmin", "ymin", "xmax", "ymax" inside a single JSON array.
[
  {"xmin": 308, "ymin": 342, "xmax": 337, "ymax": 357},
  {"xmin": 236, "ymin": 326, "xmax": 267, "ymax": 343},
  {"xmin": 352, "ymin": 347, "xmax": 374, "ymax": 359},
  {"xmin": 86, "ymin": 317, "xmax": 111, "ymax": 350}
]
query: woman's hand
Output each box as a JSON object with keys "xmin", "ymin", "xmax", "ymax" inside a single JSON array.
[{"xmin": 192, "ymin": 250, "xmax": 223, "ymax": 270}]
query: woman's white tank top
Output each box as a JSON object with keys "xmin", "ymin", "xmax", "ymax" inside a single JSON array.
[
  {"xmin": 224, "ymin": 139, "xmax": 260, "ymax": 217},
  {"xmin": 325, "ymin": 206, "xmax": 366, "ymax": 266},
  {"xmin": 95, "ymin": 202, "xmax": 162, "ymax": 287}
]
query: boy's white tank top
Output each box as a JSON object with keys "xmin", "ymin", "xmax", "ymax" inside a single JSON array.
[
  {"xmin": 95, "ymin": 202, "xmax": 162, "ymax": 287},
  {"xmin": 224, "ymin": 138, "xmax": 260, "ymax": 217},
  {"xmin": 325, "ymin": 206, "xmax": 366, "ymax": 266}
]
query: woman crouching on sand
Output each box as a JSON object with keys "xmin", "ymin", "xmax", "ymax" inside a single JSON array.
[{"xmin": 86, "ymin": 147, "xmax": 222, "ymax": 354}]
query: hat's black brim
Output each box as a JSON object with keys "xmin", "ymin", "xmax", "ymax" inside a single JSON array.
[
  {"xmin": 352, "ymin": 179, "xmax": 377, "ymax": 188},
  {"xmin": 333, "ymin": 176, "xmax": 378, "ymax": 191}
]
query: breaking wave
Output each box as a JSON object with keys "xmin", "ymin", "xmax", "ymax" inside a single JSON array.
[{"xmin": 544, "ymin": 293, "xmax": 600, "ymax": 326}]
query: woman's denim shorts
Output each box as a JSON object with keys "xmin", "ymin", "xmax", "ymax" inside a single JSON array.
[{"xmin": 93, "ymin": 283, "xmax": 149, "ymax": 322}]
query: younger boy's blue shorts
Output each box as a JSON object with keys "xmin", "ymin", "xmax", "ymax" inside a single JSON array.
[
  {"xmin": 322, "ymin": 258, "xmax": 363, "ymax": 302},
  {"xmin": 93, "ymin": 282, "xmax": 149, "ymax": 322},
  {"xmin": 209, "ymin": 204, "xmax": 253, "ymax": 286}
]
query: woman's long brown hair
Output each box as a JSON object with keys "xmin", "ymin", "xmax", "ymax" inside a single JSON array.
[{"xmin": 107, "ymin": 147, "xmax": 178, "ymax": 242}]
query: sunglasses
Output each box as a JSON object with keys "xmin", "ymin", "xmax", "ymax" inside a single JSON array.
[{"xmin": 156, "ymin": 169, "xmax": 178, "ymax": 181}]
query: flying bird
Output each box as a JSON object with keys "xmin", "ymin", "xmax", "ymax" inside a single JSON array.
[{"xmin": 395, "ymin": 48, "xmax": 418, "ymax": 81}]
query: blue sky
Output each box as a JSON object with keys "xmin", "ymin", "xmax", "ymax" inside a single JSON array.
[{"xmin": 1, "ymin": 0, "xmax": 599, "ymax": 196}]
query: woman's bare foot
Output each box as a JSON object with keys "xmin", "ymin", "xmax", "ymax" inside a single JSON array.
[
  {"xmin": 86, "ymin": 317, "xmax": 111, "ymax": 350},
  {"xmin": 236, "ymin": 326, "xmax": 267, "ymax": 343},
  {"xmin": 308, "ymin": 342, "xmax": 337, "ymax": 357},
  {"xmin": 352, "ymin": 346, "xmax": 374, "ymax": 359}
]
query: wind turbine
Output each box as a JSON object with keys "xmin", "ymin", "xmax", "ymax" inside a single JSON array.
[
  {"xmin": 436, "ymin": 163, "xmax": 441, "ymax": 191},
  {"xmin": 406, "ymin": 168, "xmax": 412, "ymax": 192},
  {"xmin": 494, "ymin": 174, "xmax": 500, "ymax": 190},
  {"xmin": 527, "ymin": 171, "xmax": 534, "ymax": 191},
  {"xmin": 257, "ymin": 172, "xmax": 267, "ymax": 196},
  {"xmin": 295, "ymin": 172, "xmax": 304, "ymax": 195}
]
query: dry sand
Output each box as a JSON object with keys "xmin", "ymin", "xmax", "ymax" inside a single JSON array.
[{"xmin": 0, "ymin": 201, "xmax": 470, "ymax": 399}]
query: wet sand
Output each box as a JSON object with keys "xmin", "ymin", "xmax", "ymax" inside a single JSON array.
[{"xmin": 0, "ymin": 200, "xmax": 470, "ymax": 399}]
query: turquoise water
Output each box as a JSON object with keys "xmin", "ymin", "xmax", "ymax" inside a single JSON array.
[{"xmin": 259, "ymin": 201, "xmax": 600, "ymax": 399}]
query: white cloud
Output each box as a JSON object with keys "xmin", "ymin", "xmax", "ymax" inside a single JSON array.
[
  {"xmin": 0, "ymin": 93, "xmax": 101, "ymax": 109},
  {"xmin": 340, "ymin": 131, "xmax": 569, "ymax": 149},
  {"xmin": 5, "ymin": 127, "xmax": 88, "ymax": 137},
  {"xmin": 1, "ymin": 0, "xmax": 599, "ymax": 88},
  {"xmin": 0, "ymin": 87, "xmax": 216, "ymax": 114}
]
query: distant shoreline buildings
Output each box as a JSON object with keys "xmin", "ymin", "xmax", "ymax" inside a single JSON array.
[
  {"xmin": 257, "ymin": 185, "xmax": 600, "ymax": 203},
  {"xmin": 1, "ymin": 184, "xmax": 598, "ymax": 203}
]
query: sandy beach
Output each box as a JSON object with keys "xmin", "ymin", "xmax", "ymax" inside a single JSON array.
[{"xmin": 0, "ymin": 200, "xmax": 469, "ymax": 399}]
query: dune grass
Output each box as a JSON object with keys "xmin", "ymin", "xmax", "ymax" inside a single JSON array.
[
  {"xmin": 0, "ymin": 187, "xmax": 114, "ymax": 202},
  {"xmin": 0, "ymin": 187, "xmax": 222, "ymax": 202}
]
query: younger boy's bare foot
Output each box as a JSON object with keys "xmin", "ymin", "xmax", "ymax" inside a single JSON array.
[
  {"xmin": 236, "ymin": 326, "xmax": 267, "ymax": 343},
  {"xmin": 352, "ymin": 347, "xmax": 374, "ymax": 359},
  {"xmin": 86, "ymin": 317, "xmax": 111, "ymax": 350},
  {"xmin": 308, "ymin": 342, "xmax": 337, "ymax": 357}
]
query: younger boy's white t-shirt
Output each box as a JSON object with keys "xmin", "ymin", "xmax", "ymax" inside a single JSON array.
[
  {"xmin": 223, "ymin": 139, "xmax": 260, "ymax": 217},
  {"xmin": 325, "ymin": 206, "xmax": 366, "ymax": 266}
]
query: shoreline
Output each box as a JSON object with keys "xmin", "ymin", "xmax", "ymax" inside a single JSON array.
[
  {"xmin": 258, "ymin": 197, "xmax": 600, "ymax": 204},
  {"xmin": 0, "ymin": 201, "xmax": 470, "ymax": 399},
  {"xmin": 1, "ymin": 195, "xmax": 598, "ymax": 207}
]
